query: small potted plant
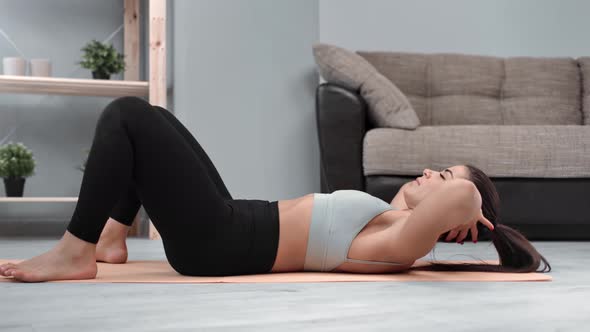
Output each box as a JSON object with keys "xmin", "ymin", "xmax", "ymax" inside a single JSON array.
[
  {"xmin": 0, "ymin": 142, "xmax": 36, "ymax": 197},
  {"xmin": 78, "ymin": 39, "xmax": 126, "ymax": 80}
]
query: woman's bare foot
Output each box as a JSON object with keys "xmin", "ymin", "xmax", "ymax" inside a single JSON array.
[
  {"xmin": 0, "ymin": 231, "xmax": 97, "ymax": 282},
  {"xmin": 96, "ymin": 218, "xmax": 129, "ymax": 264}
]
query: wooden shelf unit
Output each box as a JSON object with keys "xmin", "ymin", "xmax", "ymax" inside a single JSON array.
[{"xmin": 0, "ymin": 0, "xmax": 166, "ymax": 240}]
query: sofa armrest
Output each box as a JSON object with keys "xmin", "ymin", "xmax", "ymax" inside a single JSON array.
[{"xmin": 316, "ymin": 83, "xmax": 368, "ymax": 193}]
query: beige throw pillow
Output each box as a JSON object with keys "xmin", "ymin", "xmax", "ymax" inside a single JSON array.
[{"xmin": 312, "ymin": 43, "xmax": 420, "ymax": 129}]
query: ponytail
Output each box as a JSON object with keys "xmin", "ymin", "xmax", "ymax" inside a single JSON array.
[{"xmin": 414, "ymin": 223, "xmax": 551, "ymax": 273}]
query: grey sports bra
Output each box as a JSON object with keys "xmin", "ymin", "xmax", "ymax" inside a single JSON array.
[{"xmin": 303, "ymin": 189, "xmax": 406, "ymax": 272}]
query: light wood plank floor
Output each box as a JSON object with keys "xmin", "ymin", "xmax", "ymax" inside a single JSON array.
[{"xmin": 0, "ymin": 237, "xmax": 587, "ymax": 332}]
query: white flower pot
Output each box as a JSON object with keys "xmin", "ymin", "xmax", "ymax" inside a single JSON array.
[
  {"xmin": 2, "ymin": 57, "xmax": 26, "ymax": 76},
  {"xmin": 30, "ymin": 58, "xmax": 52, "ymax": 77}
]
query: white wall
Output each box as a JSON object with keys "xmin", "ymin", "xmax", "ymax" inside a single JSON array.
[
  {"xmin": 320, "ymin": 0, "xmax": 590, "ymax": 57},
  {"xmin": 173, "ymin": 0, "xmax": 319, "ymax": 201}
]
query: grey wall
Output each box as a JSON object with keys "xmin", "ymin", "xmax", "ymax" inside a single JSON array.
[
  {"xmin": 173, "ymin": 0, "xmax": 319, "ymax": 200},
  {"xmin": 320, "ymin": 0, "xmax": 590, "ymax": 57},
  {"xmin": 1, "ymin": 0, "xmax": 319, "ymax": 236}
]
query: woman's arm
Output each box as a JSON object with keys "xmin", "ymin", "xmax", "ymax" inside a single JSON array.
[
  {"xmin": 383, "ymin": 179, "xmax": 481, "ymax": 263},
  {"xmin": 390, "ymin": 181, "xmax": 411, "ymax": 210}
]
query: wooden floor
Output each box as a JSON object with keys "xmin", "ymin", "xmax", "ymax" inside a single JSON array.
[{"xmin": 0, "ymin": 237, "xmax": 587, "ymax": 331}]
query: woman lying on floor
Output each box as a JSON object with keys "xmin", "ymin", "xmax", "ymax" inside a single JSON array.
[{"xmin": 0, "ymin": 97, "xmax": 551, "ymax": 282}]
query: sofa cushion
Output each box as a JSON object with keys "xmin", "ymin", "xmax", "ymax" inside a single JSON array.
[
  {"xmin": 579, "ymin": 57, "xmax": 590, "ymax": 125},
  {"xmin": 358, "ymin": 52, "xmax": 583, "ymax": 126},
  {"xmin": 503, "ymin": 57, "xmax": 581, "ymax": 125},
  {"xmin": 312, "ymin": 43, "xmax": 420, "ymax": 129},
  {"xmin": 363, "ymin": 125, "xmax": 590, "ymax": 177}
]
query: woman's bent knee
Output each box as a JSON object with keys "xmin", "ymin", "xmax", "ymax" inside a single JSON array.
[
  {"xmin": 102, "ymin": 96, "xmax": 151, "ymax": 119},
  {"xmin": 109, "ymin": 96, "xmax": 150, "ymax": 110},
  {"xmin": 99, "ymin": 96, "xmax": 155, "ymax": 131}
]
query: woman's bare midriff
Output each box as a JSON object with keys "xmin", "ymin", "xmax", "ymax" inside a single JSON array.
[{"xmin": 269, "ymin": 193, "xmax": 415, "ymax": 274}]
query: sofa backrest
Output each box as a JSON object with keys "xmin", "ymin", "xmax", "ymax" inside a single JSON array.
[{"xmin": 358, "ymin": 51, "xmax": 587, "ymax": 126}]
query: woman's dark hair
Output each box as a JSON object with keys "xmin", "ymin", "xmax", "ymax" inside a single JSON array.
[{"xmin": 414, "ymin": 164, "xmax": 551, "ymax": 273}]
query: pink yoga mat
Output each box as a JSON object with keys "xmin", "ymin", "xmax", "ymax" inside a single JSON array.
[{"xmin": 0, "ymin": 259, "xmax": 552, "ymax": 283}]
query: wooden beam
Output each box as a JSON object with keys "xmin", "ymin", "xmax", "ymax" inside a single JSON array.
[
  {"xmin": 148, "ymin": 0, "xmax": 167, "ymax": 240},
  {"xmin": 124, "ymin": 0, "xmax": 142, "ymax": 238},
  {"xmin": 0, "ymin": 197, "xmax": 77, "ymax": 203},
  {"xmin": 124, "ymin": 0, "xmax": 140, "ymax": 81},
  {"xmin": 148, "ymin": 0, "xmax": 167, "ymax": 108},
  {"xmin": 0, "ymin": 75, "xmax": 148, "ymax": 97}
]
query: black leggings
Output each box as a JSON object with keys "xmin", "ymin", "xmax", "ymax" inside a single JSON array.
[{"xmin": 66, "ymin": 96, "xmax": 280, "ymax": 276}]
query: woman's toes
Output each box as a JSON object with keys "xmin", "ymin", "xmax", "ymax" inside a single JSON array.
[
  {"xmin": 0, "ymin": 264, "xmax": 16, "ymax": 276},
  {"xmin": 9, "ymin": 269, "xmax": 23, "ymax": 280},
  {"xmin": 3, "ymin": 268, "xmax": 16, "ymax": 277},
  {"xmin": 5, "ymin": 268, "xmax": 28, "ymax": 281}
]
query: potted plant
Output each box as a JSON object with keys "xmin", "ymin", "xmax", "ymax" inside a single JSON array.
[
  {"xmin": 78, "ymin": 39, "xmax": 126, "ymax": 80},
  {"xmin": 0, "ymin": 142, "xmax": 36, "ymax": 197}
]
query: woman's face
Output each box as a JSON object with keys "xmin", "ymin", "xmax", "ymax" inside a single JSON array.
[{"xmin": 403, "ymin": 165, "xmax": 470, "ymax": 209}]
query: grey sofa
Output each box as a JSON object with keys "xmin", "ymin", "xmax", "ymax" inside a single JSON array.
[{"xmin": 316, "ymin": 52, "xmax": 590, "ymax": 240}]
